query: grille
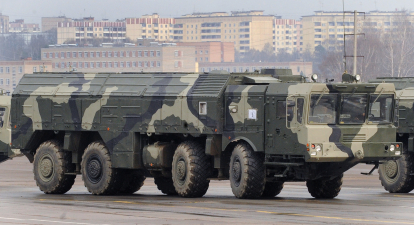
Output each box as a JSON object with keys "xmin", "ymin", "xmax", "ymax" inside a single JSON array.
[
  {"xmin": 191, "ymin": 74, "xmax": 229, "ymax": 96},
  {"xmin": 342, "ymin": 134, "xmax": 366, "ymax": 142}
]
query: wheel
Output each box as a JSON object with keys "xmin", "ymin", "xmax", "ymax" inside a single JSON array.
[
  {"xmin": 379, "ymin": 152, "xmax": 414, "ymax": 193},
  {"xmin": 306, "ymin": 174, "xmax": 343, "ymax": 199},
  {"xmin": 262, "ymin": 181, "xmax": 284, "ymax": 198},
  {"xmin": 229, "ymin": 142, "xmax": 265, "ymax": 199},
  {"xmin": 172, "ymin": 140, "xmax": 211, "ymax": 198},
  {"xmin": 118, "ymin": 169, "xmax": 146, "ymax": 194},
  {"xmin": 154, "ymin": 176, "xmax": 177, "ymax": 195},
  {"xmin": 81, "ymin": 141, "xmax": 121, "ymax": 195},
  {"xmin": 33, "ymin": 140, "xmax": 76, "ymax": 194}
]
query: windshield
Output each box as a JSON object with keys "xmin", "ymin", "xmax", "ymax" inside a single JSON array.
[
  {"xmin": 309, "ymin": 94, "xmax": 337, "ymax": 124},
  {"xmin": 339, "ymin": 94, "xmax": 367, "ymax": 124},
  {"xmin": 368, "ymin": 94, "xmax": 393, "ymax": 123}
]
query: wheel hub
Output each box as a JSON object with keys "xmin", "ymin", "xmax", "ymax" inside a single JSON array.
[
  {"xmin": 40, "ymin": 157, "xmax": 53, "ymax": 178},
  {"xmin": 176, "ymin": 159, "xmax": 186, "ymax": 181},
  {"xmin": 384, "ymin": 161, "xmax": 398, "ymax": 178},
  {"xmin": 232, "ymin": 159, "xmax": 241, "ymax": 184},
  {"xmin": 87, "ymin": 157, "xmax": 102, "ymax": 183}
]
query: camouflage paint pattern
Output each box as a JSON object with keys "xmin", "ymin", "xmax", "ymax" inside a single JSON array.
[{"xmin": 8, "ymin": 72, "xmax": 401, "ymax": 181}]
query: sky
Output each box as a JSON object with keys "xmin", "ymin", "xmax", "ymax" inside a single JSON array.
[{"xmin": 0, "ymin": 0, "xmax": 413, "ymax": 24}]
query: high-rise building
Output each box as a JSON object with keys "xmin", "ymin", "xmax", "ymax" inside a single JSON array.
[
  {"xmin": 42, "ymin": 16, "xmax": 72, "ymax": 32},
  {"xmin": 126, "ymin": 14, "xmax": 175, "ymax": 42},
  {"xmin": 57, "ymin": 17, "xmax": 126, "ymax": 44},
  {"xmin": 0, "ymin": 13, "xmax": 9, "ymax": 33},
  {"xmin": 9, "ymin": 19, "xmax": 40, "ymax": 33},
  {"xmin": 301, "ymin": 11, "xmax": 414, "ymax": 52},
  {"xmin": 173, "ymin": 11, "xmax": 274, "ymax": 54},
  {"xmin": 273, "ymin": 18, "xmax": 302, "ymax": 54}
]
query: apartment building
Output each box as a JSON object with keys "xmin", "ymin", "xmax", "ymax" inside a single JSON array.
[
  {"xmin": 57, "ymin": 17, "xmax": 126, "ymax": 44},
  {"xmin": 301, "ymin": 11, "xmax": 414, "ymax": 52},
  {"xmin": 0, "ymin": 59, "xmax": 52, "ymax": 94},
  {"xmin": 126, "ymin": 14, "xmax": 175, "ymax": 42},
  {"xmin": 42, "ymin": 16, "xmax": 72, "ymax": 32},
  {"xmin": 173, "ymin": 11, "xmax": 274, "ymax": 54},
  {"xmin": 176, "ymin": 42, "xmax": 234, "ymax": 63},
  {"xmin": 273, "ymin": 18, "xmax": 302, "ymax": 54},
  {"xmin": 9, "ymin": 19, "xmax": 40, "ymax": 33},
  {"xmin": 199, "ymin": 61, "xmax": 312, "ymax": 76},
  {"xmin": 0, "ymin": 13, "xmax": 9, "ymax": 33},
  {"xmin": 41, "ymin": 43, "xmax": 196, "ymax": 72}
]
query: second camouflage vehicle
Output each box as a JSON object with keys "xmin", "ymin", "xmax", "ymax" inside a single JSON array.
[{"xmin": 2, "ymin": 70, "xmax": 401, "ymax": 199}]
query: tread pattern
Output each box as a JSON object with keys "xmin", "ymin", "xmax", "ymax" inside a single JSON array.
[
  {"xmin": 230, "ymin": 142, "xmax": 266, "ymax": 199},
  {"xmin": 154, "ymin": 176, "xmax": 178, "ymax": 195},
  {"xmin": 81, "ymin": 141, "xmax": 121, "ymax": 195},
  {"xmin": 306, "ymin": 174, "xmax": 343, "ymax": 199},
  {"xmin": 118, "ymin": 170, "xmax": 146, "ymax": 194},
  {"xmin": 262, "ymin": 182, "xmax": 284, "ymax": 198},
  {"xmin": 33, "ymin": 140, "xmax": 76, "ymax": 194},
  {"xmin": 172, "ymin": 140, "xmax": 211, "ymax": 198},
  {"xmin": 379, "ymin": 152, "xmax": 414, "ymax": 193}
]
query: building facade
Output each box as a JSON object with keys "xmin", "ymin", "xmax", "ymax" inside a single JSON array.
[
  {"xmin": 41, "ymin": 44, "xmax": 196, "ymax": 73},
  {"xmin": 198, "ymin": 61, "xmax": 312, "ymax": 76},
  {"xmin": 301, "ymin": 11, "xmax": 414, "ymax": 52},
  {"xmin": 126, "ymin": 14, "xmax": 175, "ymax": 42},
  {"xmin": 176, "ymin": 42, "xmax": 234, "ymax": 63},
  {"xmin": 42, "ymin": 16, "xmax": 73, "ymax": 32},
  {"xmin": 0, "ymin": 13, "xmax": 9, "ymax": 33},
  {"xmin": 174, "ymin": 11, "xmax": 274, "ymax": 54},
  {"xmin": 9, "ymin": 19, "xmax": 40, "ymax": 33},
  {"xmin": 0, "ymin": 60, "xmax": 52, "ymax": 94},
  {"xmin": 57, "ymin": 17, "xmax": 126, "ymax": 44},
  {"xmin": 273, "ymin": 18, "xmax": 302, "ymax": 54}
]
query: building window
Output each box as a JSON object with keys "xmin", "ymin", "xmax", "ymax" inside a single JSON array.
[
  {"xmin": 90, "ymin": 62, "xmax": 94, "ymax": 68},
  {"xmin": 67, "ymin": 52, "xmax": 70, "ymax": 58},
  {"xmin": 139, "ymin": 61, "xmax": 142, "ymax": 67},
  {"xmin": 55, "ymin": 63, "xmax": 59, "ymax": 68},
  {"xmin": 96, "ymin": 52, "xmax": 100, "ymax": 57},
  {"xmin": 174, "ymin": 61, "xmax": 179, "ymax": 68},
  {"xmin": 84, "ymin": 62, "xmax": 88, "ymax": 68},
  {"xmin": 73, "ymin": 62, "xmax": 77, "ymax": 68},
  {"xmin": 205, "ymin": 57, "xmax": 208, "ymax": 62},
  {"xmin": 85, "ymin": 52, "xmax": 88, "ymax": 58},
  {"xmin": 144, "ymin": 51, "xmax": 148, "ymax": 57},
  {"xmin": 114, "ymin": 52, "xmax": 118, "ymax": 57},
  {"xmin": 126, "ymin": 62, "xmax": 130, "ymax": 67},
  {"xmin": 108, "ymin": 62, "xmax": 112, "ymax": 68},
  {"xmin": 55, "ymin": 53, "xmax": 58, "ymax": 58},
  {"xmin": 90, "ymin": 52, "xmax": 94, "ymax": 58},
  {"xmin": 132, "ymin": 51, "xmax": 136, "ymax": 57},
  {"xmin": 0, "ymin": 67, "xmax": 3, "ymax": 73},
  {"xmin": 120, "ymin": 51, "xmax": 124, "ymax": 57},
  {"xmin": 79, "ymin": 62, "xmax": 83, "ymax": 68},
  {"xmin": 73, "ymin": 52, "xmax": 77, "ymax": 58},
  {"xmin": 114, "ymin": 62, "xmax": 118, "ymax": 68},
  {"xmin": 150, "ymin": 51, "xmax": 154, "ymax": 57},
  {"xmin": 144, "ymin": 61, "xmax": 148, "ymax": 67},
  {"xmin": 120, "ymin": 62, "xmax": 124, "ymax": 67},
  {"xmin": 61, "ymin": 52, "xmax": 65, "ymax": 58},
  {"xmin": 43, "ymin": 53, "xmax": 47, "ymax": 58},
  {"xmin": 67, "ymin": 62, "xmax": 71, "ymax": 68},
  {"xmin": 102, "ymin": 62, "xmax": 106, "ymax": 68},
  {"xmin": 0, "ymin": 79, "xmax": 3, "ymax": 85},
  {"xmin": 174, "ymin": 51, "xmax": 179, "ymax": 57},
  {"xmin": 157, "ymin": 61, "xmax": 161, "ymax": 67},
  {"xmin": 108, "ymin": 52, "xmax": 112, "ymax": 57},
  {"xmin": 102, "ymin": 52, "xmax": 106, "ymax": 57},
  {"xmin": 79, "ymin": 52, "xmax": 83, "ymax": 57},
  {"xmin": 138, "ymin": 51, "xmax": 142, "ymax": 57},
  {"xmin": 49, "ymin": 53, "xmax": 53, "ymax": 58},
  {"xmin": 6, "ymin": 79, "xmax": 9, "ymax": 85},
  {"xmin": 133, "ymin": 62, "xmax": 136, "ymax": 67}
]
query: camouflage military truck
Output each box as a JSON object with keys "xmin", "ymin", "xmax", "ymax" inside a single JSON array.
[
  {"xmin": 5, "ymin": 70, "xmax": 401, "ymax": 199},
  {"xmin": 369, "ymin": 77, "xmax": 414, "ymax": 193}
]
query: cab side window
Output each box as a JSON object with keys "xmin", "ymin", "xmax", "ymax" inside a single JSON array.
[
  {"xmin": 0, "ymin": 108, "xmax": 5, "ymax": 128},
  {"xmin": 297, "ymin": 98, "xmax": 304, "ymax": 124}
]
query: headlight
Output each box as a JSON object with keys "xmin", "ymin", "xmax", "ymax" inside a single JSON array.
[
  {"xmin": 315, "ymin": 145, "xmax": 321, "ymax": 152},
  {"xmin": 395, "ymin": 151, "xmax": 401, "ymax": 156},
  {"xmin": 390, "ymin": 145, "xmax": 395, "ymax": 152},
  {"xmin": 355, "ymin": 74, "xmax": 361, "ymax": 81}
]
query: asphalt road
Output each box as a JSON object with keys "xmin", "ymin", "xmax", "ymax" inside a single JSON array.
[{"xmin": 1, "ymin": 157, "xmax": 414, "ymax": 225}]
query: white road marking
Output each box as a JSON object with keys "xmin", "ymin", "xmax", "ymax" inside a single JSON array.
[{"xmin": 0, "ymin": 216, "xmax": 111, "ymax": 225}]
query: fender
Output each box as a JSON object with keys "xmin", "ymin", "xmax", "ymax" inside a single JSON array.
[{"xmin": 224, "ymin": 136, "xmax": 261, "ymax": 152}]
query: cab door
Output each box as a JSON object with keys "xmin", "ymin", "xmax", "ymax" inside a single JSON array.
[{"xmin": 0, "ymin": 96, "xmax": 11, "ymax": 163}]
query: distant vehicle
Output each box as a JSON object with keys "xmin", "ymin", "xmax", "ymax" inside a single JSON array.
[
  {"xmin": 0, "ymin": 70, "xmax": 401, "ymax": 199},
  {"xmin": 370, "ymin": 77, "xmax": 414, "ymax": 193}
]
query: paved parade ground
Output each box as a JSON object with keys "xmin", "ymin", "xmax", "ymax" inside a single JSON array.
[{"xmin": 1, "ymin": 157, "xmax": 414, "ymax": 225}]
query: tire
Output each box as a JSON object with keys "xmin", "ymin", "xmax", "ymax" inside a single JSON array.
[
  {"xmin": 154, "ymin": 176, "xmax": 178, "ymax": 195},
  {"xmin": 229, "ymin": 142, "xmax": 265, "ymax": 199},
  {"xmin": 81, "ymin": 141, "xmax": 121, "ymax": 195},
  {"xmin": 262, "ymin": 182, "xmax": 284, "ymax": 198},
  {"xmin": 172, "ymin": 140, "xmax": 211, "ymax": 198},
  {"xmin": 379, "ymin": 152, "xmax": 414, "ymax": 193},
  {"xmin": 306, "ymin": 174, "xmax": 343, "ymax": 199},
  {"xmin": 118, "ymin": 169, "xmax": 146, "ymax": 194},
  {"xmin": 33, "ymin": 140, "xmax": 76, "ymax": 194}
]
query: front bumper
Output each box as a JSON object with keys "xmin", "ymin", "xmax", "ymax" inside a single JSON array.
[{"xmin": 306, "ymin": 142, "xmax": 402, "ymax": 162}]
